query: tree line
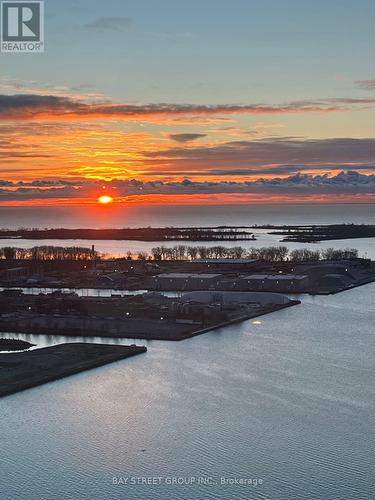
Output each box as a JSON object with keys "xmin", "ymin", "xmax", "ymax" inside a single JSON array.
[
  {"xmin": 0, "ymin": 244, "xmax": 359, "ymax": 262},
  {"xmin": 147, "ymin": 245, "xmax": 359, "ymax": 262},
  {"xmin": 0, "ymin": 246, "xmax": 98, "ymax": 261}
]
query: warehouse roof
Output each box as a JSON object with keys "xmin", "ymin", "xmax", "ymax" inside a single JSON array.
[
  {"xmin": 243, "ymin": 274, "xmax": 308, "ymax": 280},
  {"xmin": 192, "ymin": 259, "xmax": 258, "ymax": 264},
  {"xmin": 155, "ymin": 273, "xmax": 222, "ymax": 279}
]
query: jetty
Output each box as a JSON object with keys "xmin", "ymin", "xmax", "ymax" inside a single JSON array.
[{"xmin": 0, "ymin": 343, "xmax": 147, "ymax": 397}]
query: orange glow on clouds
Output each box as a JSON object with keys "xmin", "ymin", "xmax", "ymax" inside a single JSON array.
[{"xmin": 1, "ymin": 191, "xmax": 375, "ymax": 207}]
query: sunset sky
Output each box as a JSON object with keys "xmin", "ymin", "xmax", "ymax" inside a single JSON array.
[{"xmin": 1, "ymin": 0, "xmax": 375, "ymax": 205}]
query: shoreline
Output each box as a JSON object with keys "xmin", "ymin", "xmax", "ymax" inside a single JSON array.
[
  {"xmin": 176, "ymin": 300, "xmax": 300, "ymax": 340},
  {"xmin": 0, "ymin": 226, "xmax": 255, "ymax": 242},
  {"xmin": 2, "ymin": 276, "xmax": 374, "ymax": 295},
  {"xmin": 0, "ymin": 343, "xmax": 147, "ymax": 398},
  {"xmin": 310, "ymin": 275, "xmax": 375, "ymax": 295},
  {"xmin": 1, "ymin": 223, "xmax": 374, "ymax": 243},
  {"xmin": 0, "ymin": 301, "xmax": 300, "ymax": 341}
]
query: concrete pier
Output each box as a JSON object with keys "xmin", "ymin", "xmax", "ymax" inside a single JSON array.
[{"xmin": 0, "ymin": 343, "xmax": 147, "ymax": 398}]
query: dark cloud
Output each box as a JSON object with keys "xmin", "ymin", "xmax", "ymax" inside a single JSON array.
[
  {"xmin": 167, "ymin": 133, "xmax": 207, "ymax": 143},
  {"xmin": 355, "ymin": 79, "xmax": 375, "ymax": 90},
  {"xmin": 0, "ymin": 152, "xmax": 51, "ymax": 159},
  {"xmin": 142, "ymin": 138, "xmax": 375, "ymax": 171},
  {"xmin": 84, "ymin": 17, "xmax": 132, "ymax": 32},
  {"xmin": 1, "ymin": 94, "xmax": 374, "ymax": 122},
  {"xmin": 142, "ymin": 164, "xmax": 375, "ymax": 177},
  {"xmin": 0, "ymin": 179, "xmax": 77, "ymax": 188},
  {"xmin": 16, "ymin": 179, "xmax": 76, "ymax": 187},
  {"xmin": 0, "ymin": 186, "xmax": 78, "ymax": 201}
]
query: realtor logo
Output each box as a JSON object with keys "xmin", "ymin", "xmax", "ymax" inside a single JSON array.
[{"xmin": 1, "ymin": 1, "xmax": 44, "ymax": 52}]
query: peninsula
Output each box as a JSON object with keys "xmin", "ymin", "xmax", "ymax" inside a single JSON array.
[
  {"xmin": 258, "ymin": 224, "xmax": 375, "ymax": 242},
  {"xmin": 0, "ymin": 342, "xmax": 147, "ymax": 397}
]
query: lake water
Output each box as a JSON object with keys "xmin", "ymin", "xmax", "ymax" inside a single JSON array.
[
  {"xmin": 1, "ymin": 283, "xmax": 374, "ymax": 500},
  {"xmin": 0, "ymin": 204, "xmax": 374, "ymax": 499},
  {"xmin": 0, "ymin": 204, "xmax": 374, "ymax": 258},
  {"xmin": 0, "ymin": 203, "xmax": 374, "ymax": 228}
]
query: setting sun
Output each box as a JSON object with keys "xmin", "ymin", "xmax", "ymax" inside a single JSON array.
[{"xmin": 97, "ymin": 195, "xmax": 113, "ymax": 204}]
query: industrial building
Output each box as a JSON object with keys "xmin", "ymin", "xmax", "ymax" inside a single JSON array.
[
  {"xmin": 182, "ymin": 291, "xmax": 294, "ymax": 306},
  {"xmin": 152, "ymin": 273, "xmax": 222, "ymax": 291},
  {"xmin": 0, "ymin": 266, "xmax": 29, "ymax": 284},
  {"xmin": 191, "ymin": 258, "xmax": 258, "ymax": 272},
  {"xmin": 240, "ymin": 274, "xmax": 309, "ymax": 292}
]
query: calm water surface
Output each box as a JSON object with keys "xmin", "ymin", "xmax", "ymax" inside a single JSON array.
[
  {"xmin": 1, "ymin": 283, "xmax": 374, "ymax": 499},
  {"xmin": 0, "ymin": 203, "xmax": 374, "ymax": 228},
  {"xmin": 1, "ymin": 204, "xmax": 374, "ymax": 258}
]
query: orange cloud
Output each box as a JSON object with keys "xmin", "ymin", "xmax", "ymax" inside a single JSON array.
[{"xmin": 1, "ymin": 191, "xmax": 375, "ymax": 207}]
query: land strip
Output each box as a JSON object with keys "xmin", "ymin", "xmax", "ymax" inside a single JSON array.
[
  {"xmin": 257, "ymin": 224, "xmax": 375, "ymax": 242},
  {"xmin": 0, "ymin": 343, "xmax": 147, "ymax": 397}
]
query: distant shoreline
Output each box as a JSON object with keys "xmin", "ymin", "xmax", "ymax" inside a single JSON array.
[
  {"xmin": 0, "ymin": 227, "xmax": 256, "ymax": 242},
  {"xmin": 0, "ymin": 224, "xmax": 374, "ymax": 243}
]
